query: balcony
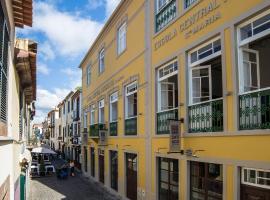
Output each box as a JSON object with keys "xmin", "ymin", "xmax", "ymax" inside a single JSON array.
[
  {"xmin": 157, "ymin": 108, "xmax": 178, "ymax": 134},
  {"xmin": 188, "ymin": 99, "xmax": 223, "ymax": 133},
  {"xmin": 125, "ymin": 117, "xmax": 137, "ymax": 135},
  {"xmin": 89, "ymin": 123, "xmax": 106, "ymax": 137},
  {"xmin": 109, "ymin": 121, "xmax": 117, "ymax": 136},
  {"xmin": 239, "ymin": 89, "xmax": 270, "ymax": 130},
  {"xmin": 155, "ymin": 0, "xmax": 176, "ymax": 32}
]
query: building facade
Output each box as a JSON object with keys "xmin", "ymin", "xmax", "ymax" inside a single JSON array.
[
  {"xmin": 80, "ymin": 0, "xmax": 270, "ymax": 200},
  {"xmin": 48, "ymin": 109, "xmax": 59, "ymax": 150},
  {"xmin": 0, "ymin": 0, "xmax": 36, "ymax": 200}
]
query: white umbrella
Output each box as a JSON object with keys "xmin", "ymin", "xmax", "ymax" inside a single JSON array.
[{"xmin": 31, "ymin": 147, "xmax": 56, "ymax": 154}]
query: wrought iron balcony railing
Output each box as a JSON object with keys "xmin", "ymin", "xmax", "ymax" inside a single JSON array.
[
  {"xmin": 109, "ymin": 121, "xmax": 117, "ymax": 136},
  {"xmin": 155, "ymin": 0, "xmax": 176, "ymax": 32},
  {"xmin": 125, "ymin": 117, "xmax": 137, "ymax": 135},
  {"xmin": 239, "ymin": 88, "xmax": 270, "ymax": 130},
  {"xmin": 157, "ymin": 108, "xmax": 178, "ymax": 134},
  {"xmin": 89, "ymin": 123, "xmax": 106, "ymax": 137},
  {"xmin": 188, "ymin": 98, "xmax": 223, "ymax": 133}
]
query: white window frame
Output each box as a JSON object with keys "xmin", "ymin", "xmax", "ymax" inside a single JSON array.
[
  {"xmin": 156, "ymin": 0, "xmax": 171, "ymax": 13},
  {"xmin": 188, "ymin": 37, "xmax": 221, "ymax": 105},
  {"xmin": 98, "ymin": 99, "xmax": 105, "ymax": 124},
  {"xmin": 157, "ymin": 60, "xmax": 178, "ymax": 112},
  {"xmin": 242, "ymin": 168, "xmax": 270, "ymax": 190},
  {"xmin": 237, "ymin": 9, "xmax": 270, "ymax": 95},
  {"xmin": 117, "ymin": 22, "xmax": 127, "ymax": 55},
  {"xmin": 191, "ymin": 65, "xmax": 212, "ymax": 104},
  {"xmin": 125, "ymin": 82, "xmax": 138, "ymax": 119},
  {"xmin": 238, "ymin": 9, "xmax": 270, "ymax": 47},
  {"xmin": 87, "ymin": 65, "xmax": 91, "ymax": 86},
  {"xmin": 110, "ymin": 92, "xmax": 118, "ymax": 123},
  {"xmin": 99, "ymin": 48, "xmax": 105, "ymax": 74},
  {"xmin": 90, "ymin": 105, "xmax": 95, "ymax": 125}
]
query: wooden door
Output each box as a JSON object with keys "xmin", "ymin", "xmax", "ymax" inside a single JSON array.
[
  {"xmin": 99, "ymin": 151, "xmax": 104, "ymax": 184},
  {"xmin": 126, "ymin": 153, "xmax": 137, "ymax": 200}
]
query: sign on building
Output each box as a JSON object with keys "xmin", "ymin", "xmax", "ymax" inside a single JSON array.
[
  {"xmin": 99, "ymin": 130, "xmax": 107, "ymax": 146},
  {"xmin": 169, "ymin": 120, "xmax": 181, "ymax": 152}
]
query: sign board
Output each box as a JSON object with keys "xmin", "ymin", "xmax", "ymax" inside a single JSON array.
[
  {"xmin": 99, "ymin": 130, "xmax": 107, "ymax": 146},
  {"xmin": 169, "ymin": 120, "xmax": 181, "ymax": 152}
]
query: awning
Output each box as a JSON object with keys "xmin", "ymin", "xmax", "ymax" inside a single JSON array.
[
  {"xmin": 12, "ymin": 0, "xmax": 33, "ymax": 28},
  {"xmin": 31, "ymin": 147, "xmax": 56, "ymax": 154}
]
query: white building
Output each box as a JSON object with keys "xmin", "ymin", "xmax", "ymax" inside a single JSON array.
[{"xmin": 0, "ymin": 1, "xmax": 36, "ymax": 200}]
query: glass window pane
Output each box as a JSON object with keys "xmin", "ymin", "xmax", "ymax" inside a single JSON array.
[
  {"xmin": 240, "ymin": 24, "xmax": 252, "ymax": 40},
  {"xmin": 248, "ymin": 170, "xmax": 256, "ymax": 183},
  {"xmin": 253, "ymin": 13, "xmax": 270, "ymax": 28},
  {"xmin": 253, "ymin": 21, "xmax": 270, "ymax": 35},
  {"xmin": 160, "ymin": 170, "xmax": 169, "ymax": 182},
  {"xmin": 191, "ymin": 52, "xmax": 197, "ymax": 63}
]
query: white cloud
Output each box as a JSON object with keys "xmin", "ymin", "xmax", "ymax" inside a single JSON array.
[
  {"xmin": 38, "ymin": 63, "xmax": 50, "ymax": 75},
  {"xmin": 31, "ymin": 2, "xmax": 104, "ymax": 56},
  {"xmin": 39, "ymin": 42, "xmax": 55, "ymax": 60},
  {"xmin": 33, "ymin": 109, "xmax": 47, "ymax": 124},
  {"xmin": 105, "ymin": 0, "xmax": 121, "ymax": 18},
  {"xmin": 87, "ymin": 0, "xmax": 104, "ymax": 10},
  {"xmin": 36, "ymin": 87, "xmax": 70, "ymax": 110},
  {"xmin": 61, "ymin": 67, "xmax": 81, "ymax": 89}
]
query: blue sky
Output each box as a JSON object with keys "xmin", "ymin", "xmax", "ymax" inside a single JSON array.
[{"xmin": 17, "ymin": 0, "xmax": 121, "ymax": 123}]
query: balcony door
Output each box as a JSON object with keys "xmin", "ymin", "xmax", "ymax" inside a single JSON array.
[
  {"xmin": 126, "ymin": 153, "xmax": 137, "ymax": 200},
  {"xmin": 99, "ymin": 149, "xmax": 104, "ymax": 184}
]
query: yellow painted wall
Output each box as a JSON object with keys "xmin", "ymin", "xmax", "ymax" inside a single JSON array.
[{"xmin": 80, "ymin": 0, "xmax": 270, "ymax": 199}]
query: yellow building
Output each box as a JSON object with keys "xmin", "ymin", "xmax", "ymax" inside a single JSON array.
[{"xmin": 80, "ymin": 0, "xmax": 270, "ymax": 199}]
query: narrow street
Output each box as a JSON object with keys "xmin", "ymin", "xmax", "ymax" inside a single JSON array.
[{"xmin": 29, "ymin": 159, "xmax": 120, "ymax": 200}]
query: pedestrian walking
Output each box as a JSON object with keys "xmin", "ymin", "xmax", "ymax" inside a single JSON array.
[{"xmin": 70, "ymin": 160, "xmax": 75, "ymax": 177}]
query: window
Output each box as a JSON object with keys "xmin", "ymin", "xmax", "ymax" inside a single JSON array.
[
  {"xmin": 157, "ymin": 60, "xmax": 179, "ymax": 134},
  {"xmin": 109, "ymin": 92, "xmax": 118, "ymax": 136},
  {"xmin": 110, "ymin": 92, "xmax": 118, "ymax": 122},
  {"xmin": 188, "ymin": 38, "xmax": 223, "ymax": 133},
  {"xmin": 156, "ymin": 0, "xmax": 171, "ymax": 12},
  {"xmin": 68, "ymin": 101, "xmax": 70, "ymax": 113},
  {"xmin": 157, "ymin": 60, "xmax": 178, "ymax": 112},
  {"xmin": 242, "ymin": 168, "xmax": 270, "ymax": 189},
  {"xmin": 117, "ymin": 22, "xmax": 126, "ymax": 55},
  {"xmin": 155, "ymin": 0, "xmax": 176, "ymax": 32},
  {"xmin": 90, "ymin": 147, "xmax": 95, "ymax": 177},
  {"xmin": 90, "ymin": 105, "xmax": 95, "ymax": 125},
  {"xmin": 99, "ymin": 48, "xmax": 105, "ymax": 74},
  {"xmin": 110, "ymin": 151, "xmax": 118, "ymax": 191},
  {"xmin": 86, "ymin": 65, "xmax": 91, "ymax": 86},
  {"xmin": 189, "ymin": 38, "xmax": 222, "ymax": 104},
  {"xmin": 98, "ymin": 99, "xmax": 105, "ymax": 124},
  {"xmin": 158, "ymin": 157, "xmax": 179, "ymax": 200},
  {"xmin": 238, "ymin": 10, "xmax": 270, "ymax": 94},
  {"xmin": 238, "ymin": 10, "xmax": 270, "ymax": 130},
  {"xmin": 190, "ymin": 162, "xmax": 223, "ymax": 200},
  {"xmin": 125, "ymin": 82, "xmax": 138, "ymax": 119},
  {"xmin": 125, "ymin": 82, "xmax": 138, "ymax": 135},
  {"xmin": 0, "ymin": 5, "xmax": 9, "ymax": 123},
  {"xmin": 184, "ymin": 0, "xmax": 197, "ymax": 9}
]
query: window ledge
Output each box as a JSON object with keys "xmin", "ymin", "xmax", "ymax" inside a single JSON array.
[{"xmin": 183, "ymin": 130, "xmax": 270, "ymax": 137}]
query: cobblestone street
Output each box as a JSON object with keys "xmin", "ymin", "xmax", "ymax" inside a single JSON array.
[{"xmin": 29, "ymin": 173, "xmax": 121, "ymax": 200}]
